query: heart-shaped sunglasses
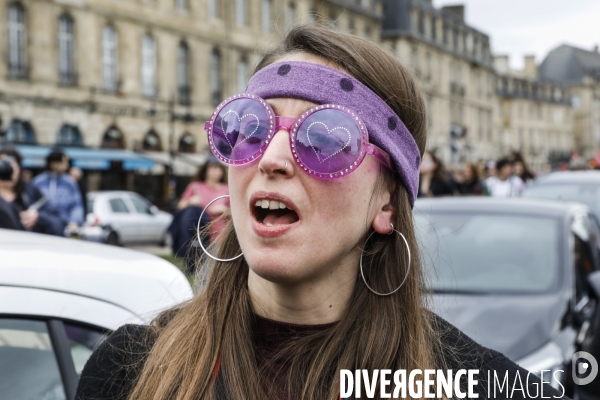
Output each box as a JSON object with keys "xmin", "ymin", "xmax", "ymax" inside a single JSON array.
[{"xmin": 205, "ymin": 94, "xmax": 392, "ymax": 179}]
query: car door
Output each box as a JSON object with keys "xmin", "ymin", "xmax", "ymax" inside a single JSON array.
[
  {"xmin": 127, "ymin": 194, "xmax": 164, "ymax": 243},
  {"xmin": 0, "ymin": 316, "xmax": 106, "ymax": 400},
  {"xmin": 105, "ymin": 196, "xmax": 138, "ymax": 243}
]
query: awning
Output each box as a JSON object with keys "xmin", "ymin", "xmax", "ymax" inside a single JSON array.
[
  {"xmin": 5, "ymin": 145, "xmax": 155, "ymax": 171},
  {"xmin": 140, "ymin": 151, "xmax": 208, "ymax": 176}
]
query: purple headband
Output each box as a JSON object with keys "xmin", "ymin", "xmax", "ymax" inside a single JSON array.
[{"xmin": 245, "ymin": 61, "xmax": 421, "ymax": 206}]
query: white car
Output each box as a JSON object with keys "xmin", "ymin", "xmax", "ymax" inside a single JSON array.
[
  {"xmin": 84, "ymin": 191, "xmax": 173, "ymax": 246},
  {"xmin": 0, "ymin": 229, "xmax": 193, "ymax": 400}
]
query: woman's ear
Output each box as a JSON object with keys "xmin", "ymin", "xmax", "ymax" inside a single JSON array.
[{"xmin": 372, "ymin": 192, "xmax": 395, "ymax": 235}]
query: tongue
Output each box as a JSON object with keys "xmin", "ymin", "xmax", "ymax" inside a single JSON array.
[{"xmin": 262, "ymin": 211, "xmax": 297, "ymax": 225}]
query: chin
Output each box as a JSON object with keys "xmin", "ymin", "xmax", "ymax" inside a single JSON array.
[{"xmin": 246, "ymin": 251, "xmax": 309, "ymax": 284}]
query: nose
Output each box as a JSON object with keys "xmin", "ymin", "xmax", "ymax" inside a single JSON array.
[{"xmin": 258, "ymin": 128, "xmax": 295, "ymax": 178}]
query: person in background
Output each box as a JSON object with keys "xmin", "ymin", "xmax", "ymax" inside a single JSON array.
[
  {"xmin": 0, "ymin": 148, "xmax": 66, "ymax": 235},
  {"xmin": 484, "ymin": 157, "xmax": 525, "ymax": 197},
  {"xmin": 456, "ymin": 162, "xmax": 484, "ymax": 195},
  {"xmin": 178, "ymin": 158, "xmax": 229, "ymax": 241},
  {"xmin": 32, "ymin": 149, "xmax": 84, "ymax": 231},
  {"xmin": 418, "ymin": 150, "xmax": 455, "ymax": 197},
  {"xmin": 69, "ymin": 166, "xmax": 88, "ymax": 216},
  {"xmin": 510, "ymin": 151, "xmax": 535, "ymax": 183}
]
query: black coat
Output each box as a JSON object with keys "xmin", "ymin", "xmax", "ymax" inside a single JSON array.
[{"xmin": 75, "ymin": 314, "xmax": 569, "ymax": 400}]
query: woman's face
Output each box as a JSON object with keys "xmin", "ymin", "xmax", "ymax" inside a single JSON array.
[
  {"xmin": 420, "ymin": 152, "xmax": 435, "ymax": 174},
  {"xmin": 228, "ymin": 54, "xmax": 393, "ymax": 286},
  {"xmin": 514, "ymin": 161, "xmax": 524, "ymax": 176},
  {"xmin": 206, "ymin": 164, "xmax": 224, "ymax": 184},
  {"xmin": 463, "ymin": 165, "xmax": 473, "ymax": 180},
  {"xmin": 0, "ymin": 156, "xmax": 20, "ymax": 186}
]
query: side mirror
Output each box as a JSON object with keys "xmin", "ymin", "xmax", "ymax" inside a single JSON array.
[
  {"xmin": 149, "ymin": 205, "xmax": 159, "ymax": 215},
  {"xmin": 589, "ymin": 271, "xmax": 600, "ymax": 299}
]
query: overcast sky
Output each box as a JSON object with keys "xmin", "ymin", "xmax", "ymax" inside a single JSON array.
[{"xmin": 433, "ymin": 0, "xmax": 600, "ymax": 69}]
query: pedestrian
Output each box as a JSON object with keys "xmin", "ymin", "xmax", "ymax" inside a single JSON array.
[
  {"xmin": 0, "ymin": 147, "xmax": 66, "ymax": 235},
  {"xmin": 510, "ymin": 151, "xmax": 535, "ymax": 183},
  {"xmin": 69, "ymin": 166, "xmax": 88, "ymax": 216},
  {"xmin": 456, "ymin": 162, "xmax": 484, "ymax": 195},
  {"xmin": 418, "ymin": 150, "xmax": 455, "ymax": 197},
  {"xmin": 177, "ymin": 158, "xmax": 229, "ymax": 241},
  {"xmin": 32, "ymin": 149, "xmax": 84, "ymax": 232},
  {"xmin": 76, "ymin": 25, "xmax": 564, "ymax": 400},
  {"xmin": 484, "ymin": 157, "xmax": 525, "ymax": 197}
]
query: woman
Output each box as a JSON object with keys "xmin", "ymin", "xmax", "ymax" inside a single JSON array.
[
  {"xmin": 0, "ymin": 148, "xmax": 65, "ymax": 235},
  {"xmin": 511, "ymin": 151, "xmax": 536, "ymax": 183},
  {"xmin": 418, "ymin": 151, "xmax": 455, "ymax": 197},
  {"xmin": 456, "ymin": 162, "xmax": 484, "ymax": 195},
  {"xmin": 76, "ymin": 26, "xmax": 565, "ymax": 400},
  {"xmin": 178, "ymin": 158, "xmax": 229, "ymax": 241}
]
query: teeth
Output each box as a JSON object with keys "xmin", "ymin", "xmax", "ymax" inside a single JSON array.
[
  {"xmin": 265, "ymin": 222, "xmax": 273, "ymax": 227},
  {"xmin": 255, "ymin": 199, "xmax": 290, "ymax": 210}
]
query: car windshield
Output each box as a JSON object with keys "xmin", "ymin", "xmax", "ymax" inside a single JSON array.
[
  {"xmin": 523, "ymin": 183, "xmax": 600, "ymax": 216},
  {"xmin": 414, "ymin": 211, "xmax": 561, "ymax": 294}
]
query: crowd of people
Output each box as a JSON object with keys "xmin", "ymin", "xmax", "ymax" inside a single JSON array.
[
  {"xmin": 0, "ymin": 147, "xmax": 85, "ymax": 235},
  {"xmin": 418, "ymin": 150, "xmax": 537, "ymax": 198}
]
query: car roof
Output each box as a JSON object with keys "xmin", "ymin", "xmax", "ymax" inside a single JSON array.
[
  {"xmin": 0, "ymin": 229, "xmax": 193, "ymax": 323},
  {"xmin": 88, "ymin": 191, "xmax": 138, "ymax": 198},
  {"xmin": 532, "ymin": 171, "xmax": 600, "ymax": 184},
  {"xmin": 414, "ymin": 196, "xmax": 588, "ymax": 218}
]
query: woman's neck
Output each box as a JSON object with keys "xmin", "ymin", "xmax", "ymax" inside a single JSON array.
[
  {"xmin": 247, "ymin": 256, "xmax": 358, "ymax": 325},
  {"xmin": 0, "ymin": 184, "xmax": 16, "ymax": 201},
  {"xmin": 205, "ymin": 180, "xmax": 221, "ymax": 189}
]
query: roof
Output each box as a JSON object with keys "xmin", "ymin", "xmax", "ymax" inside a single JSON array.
[
  {"xmin": 539, "ymin": 44, "xmax": 600, "ymax": 85},
  {"xmin": 0, "ymin": 229, "xmax": 192, "ymax": 321},
  {"xmin": 532, "ymin": 170, "xmax": 600, "ymax": 184},
  {"xmin": 414, "ymin": 196, "xmax": 586, "ymax": 218}
]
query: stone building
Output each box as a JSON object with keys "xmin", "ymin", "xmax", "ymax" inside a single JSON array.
[
  {"xmin": 380, "ymin": 0, "xmax": 496, "ymax": 164},
  {"xmin": 0, "ymin": 0, "xmax": 380, "ymax": 203},
  {"xmin": 494, "ymin": 55, "xmax": 573, "ymax": 170},
  {"xmin": 539, "ymin": 44, "xmax": 600, "ymax": 160}
]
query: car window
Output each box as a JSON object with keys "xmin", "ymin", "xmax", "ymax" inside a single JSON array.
[
  {"xmin": 0, "ymin": 318, "xmax": 67, "ymax": 400},
  {"xmin": 63, "ymin": 323, "xmax": 106, "ymax": 378},
  {"xmin": 415, "ymin": 211, "xmax": 561, "ymax": 293},
  {"xmin": 523, "ymin": 183, "xmax": 600, "ymax": 217},
  {"xmin": 572, "ymin": 215, "xmax": 595, "ymax": 304},
  {"xmin": 87, "ymin": 199, "xmax": 94, "ymax": 214},
  {"xmin": 109, "ymin": 198, "xmax": 130, "ymax": 213},
  {"xmin": 129, "ymin": 195, "xmax": 152, "ymax": 215}
]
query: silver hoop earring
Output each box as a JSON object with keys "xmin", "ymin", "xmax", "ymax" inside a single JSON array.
[
  {"xmin": 359, "ymin": 224, "xmax": 411, "ymax": 296},
  {"xmin": 197, "ymin": 195, "xmax": 243, "ymax": 262}
]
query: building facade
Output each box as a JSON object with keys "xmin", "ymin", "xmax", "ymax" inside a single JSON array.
[
  {"xmin": 0, "ymin": 0, "xmax": 380, "ymax": 201},
  {"xmin": 539, "ymin": 44, "xmax": 600, "ymax": 160},
  {"xmin": 494, "ymin": 55, "xmax": 573, "ymax": 170},
  {"xmin": 381, "ymin": 0, "xmax": 496, "ymax": 164}
]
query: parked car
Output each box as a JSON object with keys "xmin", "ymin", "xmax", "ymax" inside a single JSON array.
[
  {"xmin": 83, "ymin": 191, "xmax": 172, "ymax": 246},
  {"xmin": 0, "ymin": 229, "xmax": 193, "ymax": 400},
  {"xmin": 522, "ymin": 170, "xmax": 600, "ymax": 218},
  {"xmin": 414, "ymin": 197, "xmax": 600, "ymax": 399}
]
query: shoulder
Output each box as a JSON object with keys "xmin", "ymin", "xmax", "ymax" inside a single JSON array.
[
  {"xmin": 75, "ymin": 324, "xmax": 156, "ymax": 400},
  {"xmin": 32, "ymin": 173, "xmax": 49, "ymax": 185},
  {"xmin": 431, "ymin": 313, "xmax": 569, "ymax": 399}
]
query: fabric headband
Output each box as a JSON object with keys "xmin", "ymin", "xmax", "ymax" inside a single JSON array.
[{"xmin": 245, "ymin": 61, "xmax": 421, "ymax": 207}]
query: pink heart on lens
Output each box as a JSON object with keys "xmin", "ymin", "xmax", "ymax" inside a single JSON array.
[
  {"xmin": 220, "ymin": 110, "xmax": 260, "ymax": 149},
  {"xmin": 306, "ymin": 121, "xmax": 352, "ymax": 163}
]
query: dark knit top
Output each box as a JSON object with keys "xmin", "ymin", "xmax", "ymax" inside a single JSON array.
[{"xmin": 75, "ymin": 313, "xmax": 569, "ymax": 400}]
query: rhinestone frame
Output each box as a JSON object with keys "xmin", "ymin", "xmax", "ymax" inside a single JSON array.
[{"xmin": 205, "ymin": 94, "xmax": 384, "ymax": 180}]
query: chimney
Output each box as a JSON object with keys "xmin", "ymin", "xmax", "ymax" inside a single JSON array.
[
  {"xmin": 494, "ymin": 55, "xmax": 509, "ymax": 75},
  {"xmin": 524, "ymin": 55, "xmax": 537, "ymax": 79},
  {"xmin": 442, "ymin": 5, "xmax": 465, "ymax": 21}
]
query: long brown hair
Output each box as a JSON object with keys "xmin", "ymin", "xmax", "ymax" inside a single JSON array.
[{"xmin": 128, "ymin": 25, "xmax": 444, "ymax": 400}]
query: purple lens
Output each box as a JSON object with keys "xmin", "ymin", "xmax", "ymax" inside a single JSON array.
[
  {"xmin": 295, "ymin": 109, "xmax": 363, "ymax": 175},
  {"xmin": 211, "ymin": 98, "xmax": 270, "ymax": 162}
]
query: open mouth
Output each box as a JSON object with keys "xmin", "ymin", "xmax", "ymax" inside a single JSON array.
[{"xmin": 252, "ymin": 199, "xmax": 300, "ymax": 226}]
